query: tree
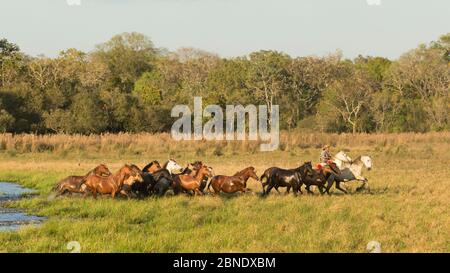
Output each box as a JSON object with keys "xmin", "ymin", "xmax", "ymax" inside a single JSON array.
[
  {"xmin": 320, "ymin": 69, "xmax": 374, "ymax": 133},
  {"xmin": 246, "ymin": 50, "xmax": 291, "ymax": 126},
  {"xmin": 99, "ymin": 88, "xmax": 140, "ymax": 132},
  {"xmin": 287, "ymin": 53, "xmax": 347, "ymax": 127},
  {"xmin": 169, "ymin": 47, "xmax": 218, "ymax": 63},
  {"xmin": 206, "ymin": 58, "xmax": 250, "ymax": 105},
  {"xmin": 385, "ymin": 42, "xmax": 449, "ymax": 131},
  {"xmin": 94, "ymin": 32, "xmax": 158, "ymax": 92},
  {"xmin": 133, "ymin": 71, "xmax": 163, "ymax": 105},
  {"xmin": 69, "ymin": 91, "xmax": 108, "ymax": 134},
  {"xmin": 0, "ymin": 39, "xmax": 22, "ymax": 88}
]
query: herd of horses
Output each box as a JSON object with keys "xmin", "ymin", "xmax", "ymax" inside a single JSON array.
[{"xmin": 53, "ymin": 151, "xmax": 373, "ymax": 199}]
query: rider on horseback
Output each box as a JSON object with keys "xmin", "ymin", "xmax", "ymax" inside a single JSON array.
[
  {"xmin": 319, "ymin": 145, "xmax": 332, "ymax": 165},
  {"xmin": 316, "ymin": 145, "xmax": 341, "ymax": 183}
]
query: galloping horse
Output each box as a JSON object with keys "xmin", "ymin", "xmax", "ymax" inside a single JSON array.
[
  {"xmin": 53, "ymin": 164, "xmax": 111, "ymax": 196},
  {"xmin": 177, "ymin": 165, "xmax": 212, "ymax": 196},
  {"xmin": 263, "ymin": 162, "xmax": 314, "ymax": 196},
  {"xmin": 179, "ymin": 161, "xmax": 209, "ymax": 193},
  {"xmin": 122, "ymin": 164, "xmax": 156, "ymax": 198},
  {"xmin": 84, "ymin": 165, "xmax": 143, "ymax": 198},
  {"xmin": 208, "ymin": 166, "xmax": 259, "ymax": 194},
  {"xmin": 161, "ymin": 159, "xmax": 184, "ymax": 175},
  {"xmin": 150, "ymin": 159, "xmax": 184, "ymax": 196},
  {"xmin": 302, "ymin": 162, "xmax": 341, "ymax": 195},
  {"xmin": 128, "ymin": 164, "xmax": 147, "ymax": 197},
  {"xmin": 142, "ymin": 161, "xmax": 162, "ymax": 174},
  {"xmin": 327, "ymin": 152, "xmax": 373, "ymax": 193}
]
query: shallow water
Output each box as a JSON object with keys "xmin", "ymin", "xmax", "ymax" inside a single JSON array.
[{"xmin": 0, "ymin": 182, "xmax": 46, "ymax": 231}]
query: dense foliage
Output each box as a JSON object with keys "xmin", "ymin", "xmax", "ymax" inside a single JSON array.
[{"xmin": 0, "ymin": 33, "xmax": 448, "ymax": 134}]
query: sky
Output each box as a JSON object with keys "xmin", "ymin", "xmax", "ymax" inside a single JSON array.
[{"xmin": 1, "ymin": 0, "xmax": 449, "ymax": 59}]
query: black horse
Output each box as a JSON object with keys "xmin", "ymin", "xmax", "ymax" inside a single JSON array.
[
  {"xmin": 127, "ymin": 165, "xmax": 156, "ymax": 198},
  {"xmin": 302, "ymin": 162, "xmax": 342, "ymax": 195},
  {"xmin": 262, "ymin": 162, "xmax": 314, "ymax": 196},
  {"xmin": 150, "ymin": 168, "xmax": 175, "ymax": 197},
  {"xmin": 128, "ymin": 164, "xmax": 174, "ymax": 197}
]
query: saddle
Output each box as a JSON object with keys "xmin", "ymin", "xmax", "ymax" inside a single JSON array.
[{"xmin": 315, "ymin": 160, "xmax": 335, "ymax": 172}]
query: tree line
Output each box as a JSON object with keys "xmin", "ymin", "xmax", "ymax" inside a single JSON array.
[{"xmin": 0, "ymin": 32, "xmax": 448, "ymax": 134}]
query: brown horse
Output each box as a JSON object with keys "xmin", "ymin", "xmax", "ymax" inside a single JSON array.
[
  {"xmin": 208, "ymin": 166, "xmax": 259, "ymax": 194},
  {"xmin": 171, "ymin": 161, "xmax": 207, "ymax": 195},
  {"xmin": 177, "ymin": 165, "xmax": 212, "ymax": 196},
  {"xmin": 53, "ymin": 164, "xmax": 111, "ymax": 196},
  {"xmin": 142, "ymin": 161, "xmax": 162, "ymax": 173},
  {"xmin": 183, "ymin": 161, "xmax": 210, "ymax": 192},
  {"xmin": 84, "ymin": 165, "xmax": 143, "ymax": 198}
]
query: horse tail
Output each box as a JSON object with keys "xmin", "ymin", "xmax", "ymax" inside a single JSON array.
[
  {"xmin": 207, "ymin": 176, "xmax": 216, "ymax": 193},
  {"xmin": 52, "ymin": 182, "xmax": 61, "ymax": 192},
  {"xmin": 260, "ymin": 171, "xmax": 271, "ymax": 185},
  {"xmin": 73, "ymin": 177, "xmax": 86, "ymax": 191},
  {"xmin": 260, "ymin": 173, "xmax": 267, "ymax": 183}
]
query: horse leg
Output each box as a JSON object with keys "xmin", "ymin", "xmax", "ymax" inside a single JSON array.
[
  {"xmin": 318, "ymin": 185, "xmax": 325, "ymax": 195},
  {"xmin": 265, "ymin": 184, "xmax": 274, "ymax": 195},
  {"xmin": 325, "ymin": 175, "xmax": 335, "ymax": 195},
  {"xmin": 335, "ymin": 182, "xmax": 348, "ymax": 194},
  {"xmin": 274, "ymin": 186, "xmax": 281, "ymax": 194},
  {"xmin": 261, "ymin": 181, "xmax": 268, "ymax": 193},
  {"xmin": 286, "ymin": 185, "xmax": 291, "ymax": 195},
  {"xmin": 157, "ymin": 186, "xmax": 167, "ymax": 197},
  {"xmin": 306, "ymin": 185, "xmax": 314, "ymax": 194},
  {"xmin": 297, "ymin": 182, "xmax": 303, "ymax": 194},
  {"xmin": 356, "ymin": 179, "xmax": 368, "ymax": 192},
  {"xmin": 292, "ymin": 184, "xmax": 299, "ymax": 197}
]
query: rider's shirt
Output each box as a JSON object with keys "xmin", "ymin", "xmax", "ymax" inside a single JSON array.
[{"xmin": 320, "ymin": 150, "xmax": 332, "ymax": 163}]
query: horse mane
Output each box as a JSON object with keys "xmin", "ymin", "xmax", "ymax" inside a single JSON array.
[
  {"xmin": 233, "ymin": 166, "xmax": 253, "ymax": 177},
  {"xmin": 129, "ymin": 164, "xmax": 142, "ymax": 172},
  {"xmin": 107, "ymin": 165, "xmax": 127, "ymax": 187},
  {"xmin": 352, "ymin": 155, "xmax": 362, "ymax": 163}
]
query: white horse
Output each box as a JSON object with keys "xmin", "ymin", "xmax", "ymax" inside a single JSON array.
[
  {"xmin": 162, "ymin": 159, "xmax": 184, "ymax": 174},
  {"xmin": 331, "ymin": 151, "xmax": 373, "ymax": 193}
]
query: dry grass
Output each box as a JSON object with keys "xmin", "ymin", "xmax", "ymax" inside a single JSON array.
[
  {"xmin": 0, "ymin": 132, "xmax": 449, "ymax": 252},
  {"xmin": 0, "ymin": 131, "xmax": 448, "ymax": 155}
]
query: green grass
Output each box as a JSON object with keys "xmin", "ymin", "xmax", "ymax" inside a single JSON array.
[{"xmin": 0, "ymin": 135, "xmax": 449, "ymax": 252}]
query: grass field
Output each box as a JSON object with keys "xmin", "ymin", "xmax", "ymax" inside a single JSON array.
[{"xmin": 0, "ymin": 132, "xmax": 449, "ymax": 252}]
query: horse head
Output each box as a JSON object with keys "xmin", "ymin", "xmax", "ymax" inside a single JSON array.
[
  {"xmin": 302, "ymin": 161, "xmax": 314, "ymax": 175},
  {"xmin": 237, "ymin": 166, "xmax": 258, "ymax": 182},
  {"xmin": 191, "ymin": 161, "xmax": 203, "ymax": 169},
  {"xmin": 360, "ymin": 156, "xmax": 373, "ymax": 170},
  {"xmin": 165, "ymin": 159, "xmax": 184, "ymax": 174},
  {"xmin": 93, "ymin": 164, "xmax": 112, "ymax": 177},
  {"xmin": 198, "ymin": 165, "xmax": 213, "ymax": 178},
  {"xmin": 142, "ymin": 160, "xmax": 162, "ymax": 173}
]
